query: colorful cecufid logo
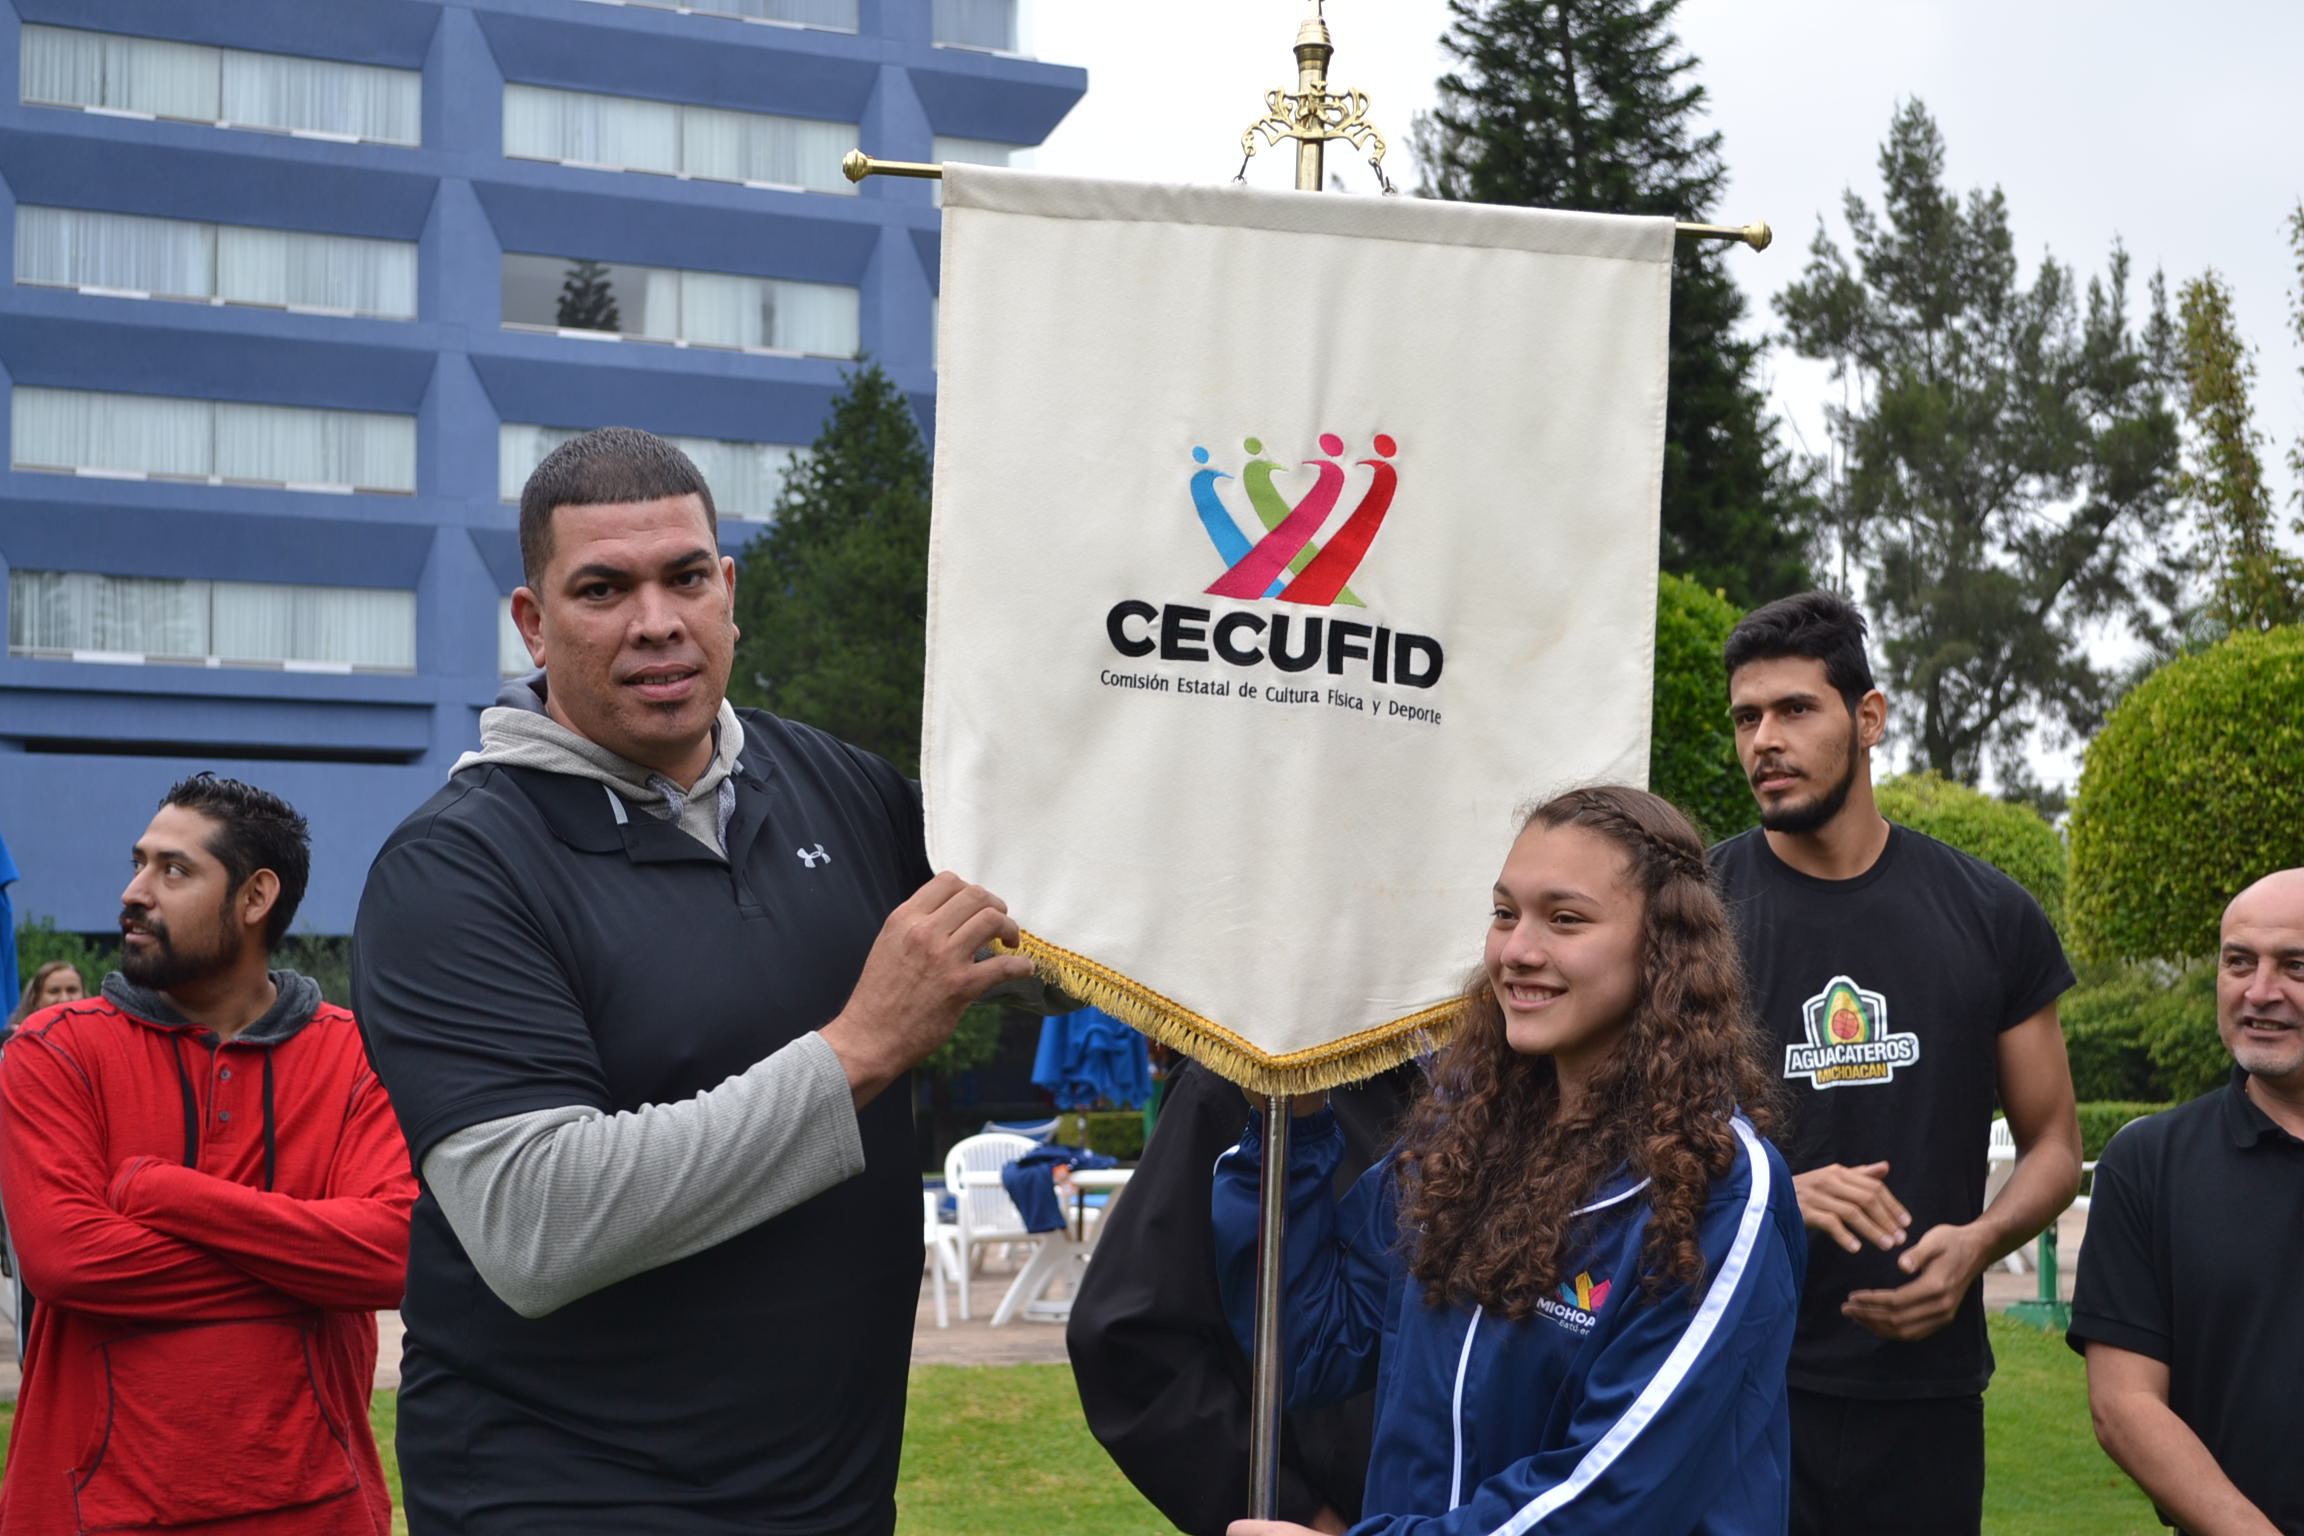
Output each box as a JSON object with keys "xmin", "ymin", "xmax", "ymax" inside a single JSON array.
[
  {"xmin": 1560, "ymin": 1271, "xmax": 1612, "ymax": 1313},
  {"xmin": 1189, "ymin": 433, "xmax": 1398, "ymax": 607},
  {"xmin": 1784, "ymin": 973, "xmax": 1921, "ymax": 1090}
]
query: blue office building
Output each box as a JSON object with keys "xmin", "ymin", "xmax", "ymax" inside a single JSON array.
[{"xmin": 0, "ymin": 0, "xmax": 1083, "ymax": 935}]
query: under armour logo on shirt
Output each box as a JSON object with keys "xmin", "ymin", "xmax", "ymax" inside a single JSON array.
[{"xmin": 796, "ymin": 844, "xmax": 831, "ymax": 868}]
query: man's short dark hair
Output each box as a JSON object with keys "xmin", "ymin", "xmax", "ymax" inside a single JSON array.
[
  {"xmin": 518, "ymin": 427, "xmax": 718, "ymax": 587},
  {"xmin": 160, "ymin": 772, "xmax": 312, "ymax": 949},
  {"xmin": 1722, "ymin": 590, "xmax": 1877, "ymax": 712}
]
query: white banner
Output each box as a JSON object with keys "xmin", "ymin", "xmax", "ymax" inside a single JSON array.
[{"xmin": 925, "ymin": 167, "xmax": 1670, "ymax": 1089}]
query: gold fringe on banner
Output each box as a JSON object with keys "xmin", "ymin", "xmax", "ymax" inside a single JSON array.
[{"xmin": 1016, "ymin": 930, "xmax": 1465, "ymax": 1095}]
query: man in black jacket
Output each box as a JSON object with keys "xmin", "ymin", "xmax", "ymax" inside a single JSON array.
[{"xmin": 356, "ymin": 428, "xmax": 1032, "ymax": 1534}]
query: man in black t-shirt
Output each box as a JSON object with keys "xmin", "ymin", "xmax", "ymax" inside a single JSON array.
[
  {"xmin": 353, "ymin": 429, "xmax": 1038, "ymax": 1534},
  {"xmin": 2069, "ymin": 868, "xmax": 2304, "ymax": 1535},
  {"xmin": 1712, "ymin": 592, "xmax": 2082, "ymax": 1536}
]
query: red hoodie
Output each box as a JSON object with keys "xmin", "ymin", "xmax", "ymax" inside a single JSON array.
[{"xmin": 0, "ymin": 977, "xmax": 414, "ymax": 1535}]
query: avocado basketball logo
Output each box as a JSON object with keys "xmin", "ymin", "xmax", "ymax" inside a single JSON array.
[{"xmin": 1784, "ymin": 974, "xmax": 1920, "ymax": 1089}]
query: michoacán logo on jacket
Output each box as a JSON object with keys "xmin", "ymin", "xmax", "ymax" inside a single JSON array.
[
  {"xmin": 1104, "ymin": 433, "xmax": 1444, "ymax": 689},
  {"xmin": 1783, "ymin": 974, "xmax": 1920, "ymax": 1089},
  {"xmin": 1536, "ymin": 1269, "xmax": 1612, "ymax": 1335}
]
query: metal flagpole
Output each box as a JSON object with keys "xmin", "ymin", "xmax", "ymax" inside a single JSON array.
[{"xmin": 844, "ymin": 4, "xmax": 1770, "ymax": 1521}]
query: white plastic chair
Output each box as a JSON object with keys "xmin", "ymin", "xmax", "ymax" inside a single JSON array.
[
  {"xmin": 921, "ymin": 1190, "xmax": 965, "ymax": 1329},
  {"xmin": 980, "ymin": 1116, "xmax": 1061, "ymax": 1144},
  {"xmin": 1984, "ymin": 1117, "xmax": 2029, "ymax": 1273},
  {"xmin": 942, "ymin": 1132, "xmax": 1040, "ymax": 1320}
]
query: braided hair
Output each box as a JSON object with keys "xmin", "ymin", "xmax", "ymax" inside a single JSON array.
[{"xmin": 1393, "ymin": 785, "xmax": 1779, "ymax": 1318}]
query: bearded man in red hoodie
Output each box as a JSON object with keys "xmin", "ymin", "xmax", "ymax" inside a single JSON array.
[{"xmin": 0, "ymin": 773, "xmax": 415, "ymax": 1535}]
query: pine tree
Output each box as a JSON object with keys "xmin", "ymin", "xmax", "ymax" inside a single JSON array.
[
  {"xmin": 1776, "ymin": 101, "xmax": 2183, "ymax": 783},
  {"xmin": 555, "ymin": 258, "xmax": 621, "ymax": 332},
  {"xmin": 2290, "ymin": 202, "xmax": 2304, "ymax": 517},
  {"xmin": 727, "ymin": 362, "xmax": 1008, "ymax": 1084},
  {"xmin": 730, "ymin": 361, "xmax": 932, "ymax": 776},
  {"xmin": 1413, "ymin": 0, "xmax": 1813, "ymax": 606},
  {"xmin": 2174, "ymin": 270, "xmax": 2303, "ymax": 630}
]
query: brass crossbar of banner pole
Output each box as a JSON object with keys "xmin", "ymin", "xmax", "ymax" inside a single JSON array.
[{"xmin": 839, "ymin": 152, "xmax": 1772, "ymax": 249}]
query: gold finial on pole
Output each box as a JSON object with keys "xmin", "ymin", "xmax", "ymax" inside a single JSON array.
[{"xmin": 1238, "ymin": 0, "xmax": 1394, "ymax": 193}]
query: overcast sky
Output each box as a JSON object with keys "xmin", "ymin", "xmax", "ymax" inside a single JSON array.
[{"xmin": 1016, "ymin": 0, "xmax": 2304, "ymax": 784}]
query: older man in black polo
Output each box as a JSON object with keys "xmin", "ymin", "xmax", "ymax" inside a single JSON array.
[
  {"xmin": 2068, "ymin": 868, "xmax": 2304, "ymax": 1535},
  {"xmin": 355, "ymin": 427, "xmax": 1035, "ymax": 1535}
]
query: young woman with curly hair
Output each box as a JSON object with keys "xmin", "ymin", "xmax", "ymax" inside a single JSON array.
[{"xmin": 1214, "ymin": 785, "xmax": 1805, "ymax": 1536}]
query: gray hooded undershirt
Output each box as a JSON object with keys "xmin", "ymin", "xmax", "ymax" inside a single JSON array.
[{"xmin": 421, "ymin": 675, "xmax": 864, "ymax": 1319}]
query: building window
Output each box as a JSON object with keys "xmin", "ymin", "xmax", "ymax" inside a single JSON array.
[
  {"xmin": 570, "ymin": 0, "xmax": 858, "ymax": 31},
  {"xmin": 19, "ymin": 25, "xmax": 421, "ymax": 145},
  {"xmin": 9, "ymin": 569, "xmax": 417, "ymax": 672},
  {"xmin": 15, "ymin": 206, "xmax": 417, "ymax": 319},
  {"xmin": 504, "ymin": 84, "xmax": 855, "ymax": 195},
  {"xmin": 933, "ymin": 0, "xmax": 1017, "ymax": 52},
  {"xmin": 500, "ymin": 423, "xmax": 798, "ymax": 519},
  {"xmin": 501, "ymin": 254, "xmax": 858, "ymax": 357},
  {"xmin": 11, "ymin": 387, "xmax": 416, "ymax": 494}
]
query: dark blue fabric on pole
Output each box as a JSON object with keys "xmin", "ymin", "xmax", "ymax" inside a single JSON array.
[
  {"xmin": 1031, "ymin": 1007, "xmax": 1153, "ymax": 1110},
  {"xmin": 999, "ymin": 1144, "xmax": 1118, "ymax": 1233},
  {"xmin": 0, "ymin": 828, "xmax": 19, "ymax": 1005}
]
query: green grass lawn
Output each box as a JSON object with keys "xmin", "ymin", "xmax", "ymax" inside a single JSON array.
[
  {"xmin": 0, "ymin": 1314, "xmax": 2162, "ymax": 1534},
  {"xmin": 1982, "ymin": 1313, "xmax": 2162, "ymax": 1535}
]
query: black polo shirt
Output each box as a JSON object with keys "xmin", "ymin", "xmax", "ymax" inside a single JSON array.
[
  {"xmin": 2068, "ymin": 1070, "xmax": 2304, "ymax": 1532},
  {"xmin": 352, "ymin": 709, "xmax": 931, "ymax": 1535}
]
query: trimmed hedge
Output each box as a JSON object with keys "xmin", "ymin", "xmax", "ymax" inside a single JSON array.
[
  {"xmin": 2077, "ymin": 1101, "xmax": 2167, "ymax": 1165},
  {"xmin": 1651, "ymin": 573, "xmax": 1757, "ymax": 842},
  {"xmin": 1056, "ymin": 1111, "xmax": 1146, "ymax": 1161},
  {"xmin": 1874, "ymin": 772, "xmax": 2066, "ymax": 930},
  {"xmin": 2060, "ymin": 962, "xmax": 2225, "ymax": 1105},
  {"xmin": 2069, "ymin": 626, "xmax": 2304, "ymax": 964}
]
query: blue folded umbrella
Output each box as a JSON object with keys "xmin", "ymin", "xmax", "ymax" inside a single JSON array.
[{"xmin": 1030, "ymin": 1007, "xmax": 1153, "ymax": 1111}]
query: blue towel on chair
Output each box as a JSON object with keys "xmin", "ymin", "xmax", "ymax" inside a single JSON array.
[{"xmin": 998, "ymin": 1144, "xmax": 1119, "ymax": 1233}]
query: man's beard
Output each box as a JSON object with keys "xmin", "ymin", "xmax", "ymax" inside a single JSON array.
[
  {"xmin": 1757, "ymin": 724, "xmax": 1861, "ymax": 836},
  {"xmin": 119, "ymin": 904, "xmax": 240, "ymax": 992}
]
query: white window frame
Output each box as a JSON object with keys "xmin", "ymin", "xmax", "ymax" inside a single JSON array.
[
  {"xmin": 14, "ymin": 205, "xmax": 418, "ymax": 320},
  {"xmin": 7, "ymin": 568, "xmax": 418, "ymax": 673},
  {"xmin": 564, "ymin": 0, "xmax": 859, "ymax": 34},
  {"xmin": 19, "ymin": 25, "xmax": 422, "ymax": 146},
  {"xmin": 10, "ymin": 387, "xmax": 417, "ymax": 496},
  {"xmin": 503, "ymin": 83, "xmax": 857, "ymax": 194}
]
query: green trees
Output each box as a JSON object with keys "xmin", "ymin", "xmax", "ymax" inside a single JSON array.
[
  {"xmin": 1649, "ymin": 572, "xmax": 1754, "ymax": 840},
  {"xmin": 2067, "ymin": 626, "xmax": 2304, "ymax": 965},
  {"xmin": 555, "ymin": 259, "xmax": 620, "ymax": 332},
  {"xmin": 1776, "ymin": 101, "xmax": 2183, "ymax": 786},
  {"xmin": 729, "ymin": 362, "xmax": 1006, "ymax": 1080},
  {"xmin": 731, "ymin": 362, "xmax": 933, "ymax": 777},
  {"xmin": 1415, "ymin": 0, "xmax": 1811, "ymax": 607},
  {"xmin": 2173, "ymin": 270, "xmax": 2302, "ymax": 631},
  {"xmin": 2166, "ymin": 206, "xmax": 2304, "ymax": 635}
]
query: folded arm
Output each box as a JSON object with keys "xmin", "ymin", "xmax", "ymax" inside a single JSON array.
[
  {"xmin": 0, "ymin": 1039, "xmax": 298, "ymax": 1321},
  {"xmin": 112, "ymin": 1073, "xmax": 416, "ymax": 1312}
]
